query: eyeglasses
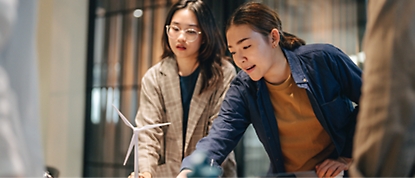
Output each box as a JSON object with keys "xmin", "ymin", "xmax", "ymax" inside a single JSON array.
[{"xmin": 166, "ymin": 25, "xmax": 202, "ymax": 42}]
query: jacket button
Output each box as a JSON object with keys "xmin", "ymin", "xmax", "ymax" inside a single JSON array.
[{"xmin": 303, "ymin": 78, "xmax": 307, "ymax": 82}]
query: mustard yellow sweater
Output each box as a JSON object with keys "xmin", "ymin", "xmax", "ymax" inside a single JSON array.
[{"xmin": 266, "ymin": 74, "xmax": 335, "ymax": 172}]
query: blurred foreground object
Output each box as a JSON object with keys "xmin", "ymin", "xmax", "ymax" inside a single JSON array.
[
  {"xmin": 350, "ymin": 0, "xmax": 415, "ymax": 176},
  {"xmin": 0, "ymin": 0, "xmax": 45, "ymax": 176},
  {"xmin": 187, "ymin": 151, "xmax": 221, "ymax": 178}
]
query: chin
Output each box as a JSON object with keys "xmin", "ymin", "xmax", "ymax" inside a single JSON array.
[{"xmin": 249, "ymin": 75, "xmax": 262, "ymax": 81}]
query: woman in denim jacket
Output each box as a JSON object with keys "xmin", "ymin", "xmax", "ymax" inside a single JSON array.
[{"xmin": 178, "ymin": 2, "xmax": 361, "ymax": 178}]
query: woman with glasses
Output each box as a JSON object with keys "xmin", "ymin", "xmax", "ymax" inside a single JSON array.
[{"xmin": 130, "ymin": 0, "xmax": 237, "ymax": 178}]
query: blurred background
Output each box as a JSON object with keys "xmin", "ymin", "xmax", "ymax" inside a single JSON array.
[{"xmin": 37, "ymin": 0, "xmax": 366, "ymax": 177}]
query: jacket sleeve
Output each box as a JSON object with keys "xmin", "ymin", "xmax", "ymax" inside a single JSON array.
[
  {"xmin": 326, "ymin": 45, "xmax": 362, "ymax": 157},
  {"xmin": 206, "ymin": 60, "xmax": 236, "ymax": 132},
  {"xmin": 135, "ymin": 66, "xmax": 166, "ymax": 174},
  {"xmin": 326, "ymin": 45, "xmax": 362, "ymax": 104},
  {"xmin": 181, "ymin": 73, "xmax": 251, "ymax": 173},
  {"xmin": 206, "ymin": 60, "xmax": 238, "ymax": 177}
]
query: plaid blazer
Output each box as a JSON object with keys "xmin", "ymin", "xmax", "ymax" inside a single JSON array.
[{"xmin": 135, "ymin": 57, "xmax": 237, "ymax": 177}]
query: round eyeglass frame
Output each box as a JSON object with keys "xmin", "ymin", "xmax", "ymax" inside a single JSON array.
[{"xmin": 165, "ymin": 25, "xmax": 202, "ymax": 42}]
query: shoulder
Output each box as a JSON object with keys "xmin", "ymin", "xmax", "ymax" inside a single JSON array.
[
  {"xmin": 143, "ymin": 57, "xmax": 176, "ymax": 79},
  {"xmin": 293, "ymin": 43, "xmax": 343, "ymax": 56},
  {"xmin": 290, "ymin": 43, "xmax": 350, "ymax": 63},
  {"xmin": 221, "ymin": 58, "xmax": 236, "ymax": 77},
  {"xmin": 142, "ymin": 62, "xmax": 161, "ymax": 79},
  {"xmin": 141, "ymin": 58, "xmax": 173, "ymax": 87}
]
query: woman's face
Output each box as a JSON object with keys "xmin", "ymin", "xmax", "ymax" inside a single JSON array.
[
  {"xmin": 227, "ymin": 24, "xmax": 275, "ymax": 81},
  {"xmin": 167, "ymin": 9, "xmax": 202, "ymax": 60}
]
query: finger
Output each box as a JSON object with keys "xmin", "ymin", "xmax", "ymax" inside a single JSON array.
[
  {"xmin": 324, "ymin": 162, "xmax": 347, "ymax": 177},
  {"xmin": 324, "ymin": 162, "xmax": 339, "ymax": 177},
  {"xmin": 331, "ymin": 168, "xmax": 342, "ymax": 178},
  {"xmin": 140, "ymin": 172, "xmax": 152, "ymax": 178},
  {"xmin": 331, "ymin": 164, "xmax": 347, "ymax": 177},
  {"xmin": 316, "ymin": 160, "xmax": 337, "ymax": 177},
  {"xmin": 316, "ymin": 165, "xmax": 329, "ymax": 178},
  {"xmin": 316, "ymin": 159, "xmax": 332, "ymax": 170},
  {"xmin": 315, "ymin": 160, "xmax": 329, "ymax": 177},
  {"xmin": 325, "ymin": 166, "xmax": 339, "ymax": 177},
  {"xmin": 128, "ymin": 172, "xmax": 134, "ymax": 178}
]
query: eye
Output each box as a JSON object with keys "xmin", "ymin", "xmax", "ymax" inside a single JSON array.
[
  {"xmin": 243, "ymin": 45, "xmax": 251, "ymax": 49},
  {"xmin": 171, "ymin": 25, "xmax": 180, "ymax": 31},
  {"xmin": 229, "ymin": 51, "xmax": 236, "ymax": 55},
  {"xmin": 186, "ymin": 29, "xmax": 198, "ymax": 35}
]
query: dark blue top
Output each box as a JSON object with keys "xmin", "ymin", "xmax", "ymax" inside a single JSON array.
[
  {"xmin": 181, "ymin": 44, "xmax": 362, "ymax": 175},
  {"xmin": 180, "ymin": 66, "xmax": 200, "ymax": 156}
]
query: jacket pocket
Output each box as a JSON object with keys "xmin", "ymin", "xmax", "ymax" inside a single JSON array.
[
  {"xmin": 157, "ymin": 136, "xmax": 166, "ymax": 165},
  {"xmin": 157, "ymin": 125, "xmax": 169, "ymax": 165},
  {"xmin": 320, "ymin": 96, "xmax": 353, "ymax": 129}
]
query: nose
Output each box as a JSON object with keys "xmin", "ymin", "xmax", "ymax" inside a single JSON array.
[
  {"xmin": 240, "ymin": 58, "xmax": 246, "ymax": 65},
  {"xmin": 233, "ymin": 52, "xmax": 246, "ymax": 64},
  {"xmin": 177, "ymin": 31, "xmax": 186, "ymax": 42}
]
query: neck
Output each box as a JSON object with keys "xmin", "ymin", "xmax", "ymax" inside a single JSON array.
[
  {"xmin": 176, "ymin": 57, "xmax": 199, "ymax": 76},
  {"xmin": 264, "ymin": 47, "xmax": 291, "ymax": 85}
]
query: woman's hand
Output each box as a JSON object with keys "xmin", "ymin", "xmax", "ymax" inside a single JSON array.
[
  {"xmin": 128, "ymin": 172, "xmax": 152, "ymax": 178},
  {"xmin": 315, "ymin": 157, "xmax": 352, "ymax": 178},
  {"xmin": 176, "ymin": 169, "xmax": 192, "ymax": 178}
]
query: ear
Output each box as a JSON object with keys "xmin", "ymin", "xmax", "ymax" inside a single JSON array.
[{"xmin": 270, "ymin": 28, "xmax": 280, "ymax": 47}]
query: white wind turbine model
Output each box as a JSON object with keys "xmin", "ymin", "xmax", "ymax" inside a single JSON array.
[{"xmin": 112, "ymin": 104, "xmax": 170, "ymax": 178}]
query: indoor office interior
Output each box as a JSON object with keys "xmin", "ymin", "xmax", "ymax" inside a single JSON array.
[{"xmin": 38, "ymin": 0, "xmax": 366, "ymax": 177}]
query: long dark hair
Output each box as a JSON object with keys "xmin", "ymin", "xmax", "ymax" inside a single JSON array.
[
  {"xmin": 226, "ymin": 2, "xmax": 306, "ymax": 50},
  {"xmin": 161, "ymin": 0, "xmax": 226, "ymax": 94}
]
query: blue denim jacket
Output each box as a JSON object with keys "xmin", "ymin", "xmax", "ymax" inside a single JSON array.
[{"xmin": 181, "ymin": 44, "xmax": 362, "ymax": 174}]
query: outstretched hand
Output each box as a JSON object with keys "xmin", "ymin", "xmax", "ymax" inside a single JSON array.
[{"xmin": 315, "ymin": 157, "xmax": 352, "ymax": 178}]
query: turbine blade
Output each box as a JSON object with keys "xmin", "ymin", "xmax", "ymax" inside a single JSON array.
[
  {"xmin": 112, "ymin": 104, "xmax": 134, "ymax": 129},
  {"xmin": 123, "ymin": 134, "xmax": 138, "ymax": 165},
  {"xmin": 138, "ymin": 123, "xmax": 170, "ymax": 131}
]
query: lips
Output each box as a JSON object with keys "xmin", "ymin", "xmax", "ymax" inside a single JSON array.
[
  {"xmin": 245, "ymin": 65, "xmax": 256, "ymax": 72},
  {"xmin": 176, "ymin": 44, "xmax": 186, "ymax": 50}
]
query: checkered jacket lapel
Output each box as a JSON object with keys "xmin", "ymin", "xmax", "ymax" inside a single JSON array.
[{"xmin": 158, "ymin": 58, "xmax": 212, "ymax": 154}]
